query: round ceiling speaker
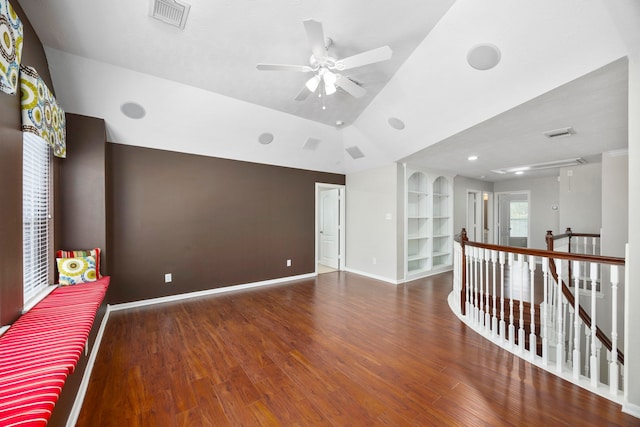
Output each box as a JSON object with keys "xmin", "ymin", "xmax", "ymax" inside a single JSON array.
[
  {"xmin": 467, "ymin": 44, "xmax": 501, "ymax": 70},
  {"xmin": 258, "ymin": 132, "xmax": 274, "ymax": 145},
  {"xmin": 120, "ymin": 102, "xmax": 146, "ymax": 119},
  {"xmin": 388, "ymin": 117, "xmax": 405, "ymax": 130}
]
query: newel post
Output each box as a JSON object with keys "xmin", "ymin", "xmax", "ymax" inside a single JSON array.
[
  {"xmin": 460, "ymin": 228, "xmax": 468, "ymax": 315},
  {"xmin": 565, "ymin": 227, "xmax": 573, "ymax": 280},
  {"xmin": 546, "ymin": 230, "xmax": 554, "ymax": 251}
]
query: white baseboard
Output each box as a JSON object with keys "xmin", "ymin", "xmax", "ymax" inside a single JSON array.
[
  {"xmin": 343, "ymin": 267, "xmax": 400, "ymax": 285},
  {"xmin": 66, "ymin": 305, "xmax": 112, "ymax": 427},
  {"xmin": 109, "ymin": 272, "xmax": 317, "ymax": 312},
  {"xmin": 622, "ymin": 401, "xmax": 640, "ymax": 418}
]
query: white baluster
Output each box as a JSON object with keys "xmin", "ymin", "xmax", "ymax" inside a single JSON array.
[
  {"xmin": 472, "ymin": 247, "xmax": 478, "ymax": 324},
  {"xmin": 610, "ymin": 265, "xmax": 619, "ymax": 394},
  {"xmin": 508, "ymin": 252, "xmax": 515, "ymax": 347},
  {"xmin": 499, "ymin": 251, "xmax": 506, "ymax": 341},
  {"xmin": 584, "ymin": 327, "xmax": 591, "ymax": 377},
  {"xmin": 475, "ymin": 247, "xmax": 482, "ymax": 326},
  {"xmin": 465, "ymin": 248, "xmax": 471, "ymax": 318},
  {"xmin": 590, "ymin": 263, "xmax": 599, "ymax": 387},
  {"xmin": 573, "ymin": 260, "xmax": 581, "ymax": 379},
  {"xmin": 556, "ymin": 260, "xmax": 564, "ymax": 373},
  {"xmin": 518, "ymin": 255, "xmax": 526, "ymax": 355},
  {"xmin": 528, "ymin": 255, "xmax": 537, "ymax": 360},
  {"xmin": 491, "ymin": 250, "xmax": 498, "ymax": 336},
  {"xmin": 485, "ymin": 249, "xmax": 491, "ymax": 331},
  {"xmin": 541, "ymin": 258, "xmax": 549, "ymax": 365},
  {"xmin": 567, "ymin": 305, "xmax": 574, "ymax": 365}
]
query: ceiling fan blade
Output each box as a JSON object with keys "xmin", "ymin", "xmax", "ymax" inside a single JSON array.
[
  {"xmin": 256, "ymin": 63, "xmax": 314, "ymax": 72},
  {"xmin": 334, "ymin": 46, "xmax": 392, "ymax": 71},
  {"xmin": 335, "ymin": 74, "xmax": 366, "ymax": 98},
  {"xmin": 295, "ymin": 85, "xmax": 312, "ymax": 101},
  {"xmin": 303, "ymin": 19, "xmax": 327, "ymax": 60}
]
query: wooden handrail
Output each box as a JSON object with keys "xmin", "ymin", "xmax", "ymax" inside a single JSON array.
[{"xmin": 456, "ymin": 229, "xmax": 624, "ymax": 365}]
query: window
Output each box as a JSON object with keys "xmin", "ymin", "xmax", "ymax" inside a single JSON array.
[
  {"xmin": 23, "ymin": 133, "xmax": 52, "ymax": 304},
  {"xmin": 509, "ymin": 201, "xmax": 529, "ymax": 238}
]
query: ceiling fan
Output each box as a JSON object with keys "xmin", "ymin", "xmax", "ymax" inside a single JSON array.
[{"xmin": 256, "ymin": 19, "xmax": 392, "ymax": 102}]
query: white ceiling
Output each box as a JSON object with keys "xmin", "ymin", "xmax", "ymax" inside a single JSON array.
[{"xmin": 17, "ymin": 0, "xmax": 638, "ymax": 177}]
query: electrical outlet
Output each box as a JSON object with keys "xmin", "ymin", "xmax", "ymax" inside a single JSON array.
[
  {"xmin": 286, "ymin": 259, "xmax": 292, "ymax": 267},
  {"xmin": 164, "ymin": 273, "xmax": 172, "ymax": 283}
]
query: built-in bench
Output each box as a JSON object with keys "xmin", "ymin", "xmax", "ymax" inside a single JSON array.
[{"xmin": 0, "ymin": 277, "xmax": 109, "ymax": 426}]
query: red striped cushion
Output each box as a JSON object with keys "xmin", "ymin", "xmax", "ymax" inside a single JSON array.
[{"xmin": 0, "ymin": 276, "xmax": 109, "ymax": 426}]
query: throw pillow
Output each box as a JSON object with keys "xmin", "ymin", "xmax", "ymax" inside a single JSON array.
[{"xmin": 57, "ymin": 256, "xmax": 97, "ymax": 286}]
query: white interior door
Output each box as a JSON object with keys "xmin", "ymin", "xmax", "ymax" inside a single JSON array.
[
  {"xmin": 320, "ymin": 189, "xmax": 339, "ymax": 269},
  {"xmin": 467, "ymin": 191, "xmax": 481, "ymax": 241},
  {"xmin": 497, "ymin": 192, "xmax": 529, "ymax": 247}
]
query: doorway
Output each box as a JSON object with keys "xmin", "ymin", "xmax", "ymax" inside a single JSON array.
[
  {"xmin": 466, "ymin": 190, "xmax": 493, "ymax": 243},
  {"xmin": 496, "ymin": 192, "xmax": 530, "ymax": 247},
  {"xmin": 316, "ymin": 183, "xmax": 345, "ymax": 274}
]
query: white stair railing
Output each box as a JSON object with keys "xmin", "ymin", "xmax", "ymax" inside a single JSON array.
[{"xmin": 449, "ymin": 230, "xmax": 626, "ymax": 404}]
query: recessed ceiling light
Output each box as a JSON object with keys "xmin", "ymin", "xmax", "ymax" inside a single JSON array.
[
  {"xmin": 467, "ymin": 155, "xmax": 478, "ymax": 161},
  {"xmin": 467, "ymin": 44, "xmax": 501, "ymax": 70},
  {"xmin": 258, "ymin": 133, "xmax": 274, "ymax": 145},
  {"xmin": 388, "ymin": 117, "xmax": 405, "ymax": 130},
  {"xmin": 515, "ymin": 171, "xmax": 524, "ymax": 175},
  {"xmin": 120, "ymin": 102, "xmax": 146, "ymax": 119}
]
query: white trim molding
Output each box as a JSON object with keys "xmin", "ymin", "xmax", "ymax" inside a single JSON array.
[
  {"xmin": 109, "ymin": 273, "xmax": 317, "ymax": 312},
  {"xmin": 66, "ymin": 306, "xmax": 112, "ymax": 427}
]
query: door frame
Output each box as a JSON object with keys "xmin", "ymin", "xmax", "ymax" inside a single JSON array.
[
  {"xmin": 315, "ymin": 183, "xmax": 346, "ymax": 273},
  {"xmin": 466, "ymin": 189, "xmax": 494, "ymax": 243},
  {"xmin": 494, "ymin": 191, "xmax": 531, "ymax": 247}
]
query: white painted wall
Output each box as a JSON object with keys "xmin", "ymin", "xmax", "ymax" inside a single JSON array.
[
  {"xmin": 453, "ymin": 176, "xmax": 494, "ymax": 238},
  {"xmin": 559, "ymin": 163, "xmax": 602, "ymax": 233},
  {"xmin": 600, "ymin": 0, "xmax": 640, "ymax": 414},
  {"xmin": 591, "ymin": 151, "xmax": 629, "ymax": 372},
  {"xmin": 345, "ymin": 163, "xmax": 399, "ymax": 282},
  {"xmin": 493, "ymin": 175, "xmax": 560, "ymax": 249},
  {"xmin": 625, "ymin": 53, "xmax": 640, "ymax": 417},
  {"xmin": 602, "ymin": 152, "xmax": 629, "ymax": 257}
]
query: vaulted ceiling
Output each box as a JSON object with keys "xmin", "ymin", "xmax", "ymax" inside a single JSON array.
[{"xmin": 18, "ymin": 0, "xmax": 637, "ymax": 178}]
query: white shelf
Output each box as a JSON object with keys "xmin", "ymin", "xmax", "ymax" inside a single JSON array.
[
  {"xmin": 432, "ymin": 251, "xmax": 449, "ymax": 257},
  {"xmin": 408, "ymin": 235, "xmax": 429, "ymax": 240},
  {"xmin": 405, "ymin": 170, "xmax": 453, "ymax": 279}
]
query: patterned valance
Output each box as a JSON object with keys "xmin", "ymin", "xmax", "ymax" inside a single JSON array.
[
  {"xmin": 20, "ymin": 65, "xmax": 66, "ymax": 158},
  {"xmin": 0, "ymin": 0, "xmax": 23, "ymax": 94}
]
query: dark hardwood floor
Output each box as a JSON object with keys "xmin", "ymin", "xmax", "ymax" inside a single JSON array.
[{"xmin": 76, "ymin": 272, "xmax": 637, "ymax": 426}]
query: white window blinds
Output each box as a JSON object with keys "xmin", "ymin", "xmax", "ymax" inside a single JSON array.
[{"xmin": 23, "ymin": 132, "xmax": 52, "ymax": 304}]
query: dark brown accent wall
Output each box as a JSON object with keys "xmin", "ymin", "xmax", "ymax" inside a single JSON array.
[
  {"xmin": 0, "ymin": 0, "xmax": 55, "ymax": 325},
  {"xmin": 108, "ymin": 144, "xmax": 344, "ymax": 304},
  {"xmin": 59, "ymin": 114, "xmax": 108, "ymax": 274}
]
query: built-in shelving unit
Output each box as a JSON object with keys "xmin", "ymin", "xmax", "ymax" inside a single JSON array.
[
  {"xmin": 407, "ymin": 171, "xmax": 430, "ymax": 275},
  {"xmin": 405, "ymin": 167, "xmax": 453, "ymax": 280}
]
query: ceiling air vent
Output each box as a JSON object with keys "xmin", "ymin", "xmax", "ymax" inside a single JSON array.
[
  {"xmin": 345, "ymin": 146, "xmax": 365, "ymax": 159},
  {"xmin": 544, "ymin": 127, "xmax": 575, "ymax": 139},
  {"xmin": 149, "ymin": 0, "xmax": 191, "ymax": 29}
]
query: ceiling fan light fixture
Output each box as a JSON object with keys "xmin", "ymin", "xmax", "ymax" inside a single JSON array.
[
  {"xmin": 324, "ymin": 76, "xmax": 337, "ymax": 96},
  {"xmin": 305, "ymin": 75, "xmax": 321, "ymax": 92}
]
